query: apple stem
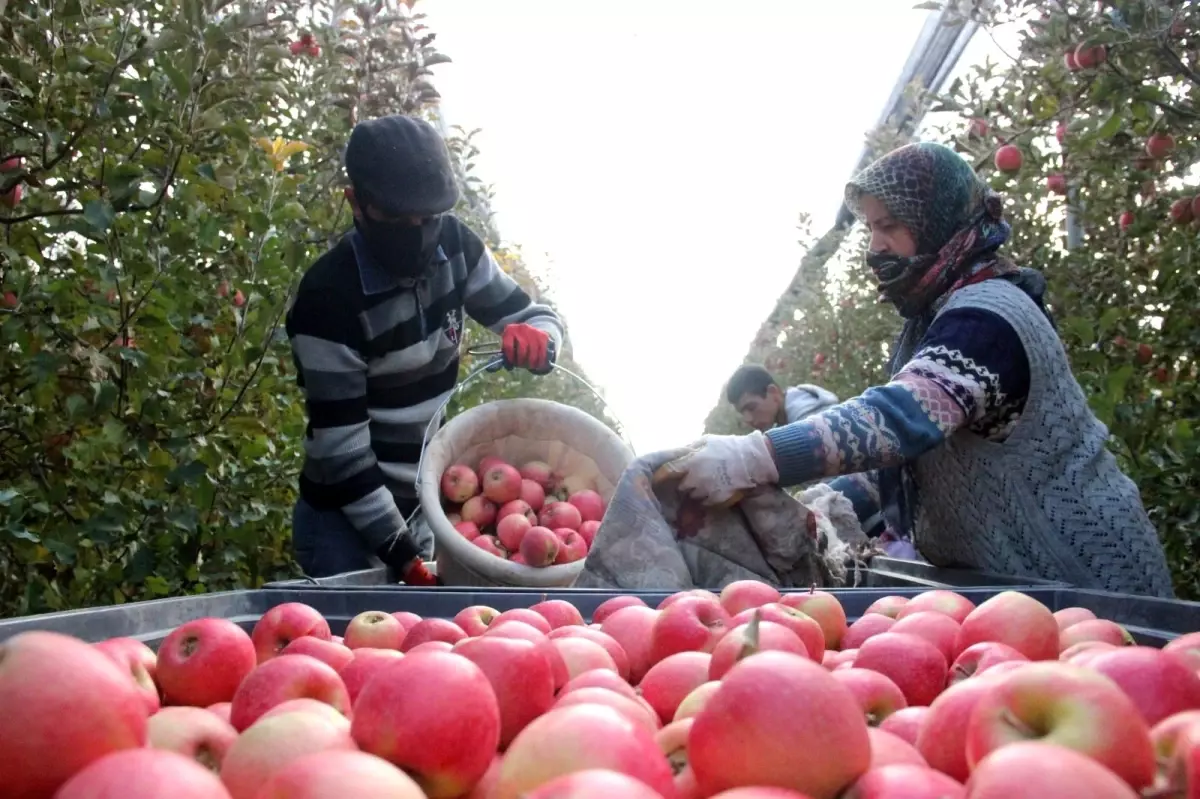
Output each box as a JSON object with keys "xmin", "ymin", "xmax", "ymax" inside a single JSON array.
[
  {"xmin": 999, "ymin": 707, "xmax": 1037, "ymax": 738},
  {"xmin": 809, "ymin": 583, "xmax": 816, "ymax": 595},
  {"xmin": 738, "ymin": 611, "xmax": 762, "ymax": 661}
]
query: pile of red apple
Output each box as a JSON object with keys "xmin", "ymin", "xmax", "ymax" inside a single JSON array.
[
  {"xmin": 4, "ymin": 585, "xmax": 1200, "ymax": 799},
  {"xmin": 439, "ymin": 457, "xmax": 605, "ymax": 568}
]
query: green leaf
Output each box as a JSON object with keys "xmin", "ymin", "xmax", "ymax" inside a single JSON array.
[
  {"xmin": 144, "ymin": 575, "xmax": 171, "ymax": 595},
  {"xmin": 83, "ymin": 200, "xmax": 115, "ymax": 233},
  {"xmin": 1096, "ymin": 109, "xmax": 1124, "ymax": 139},
  {"xmin": 168, "ymin": 460, "xmax": 208, "ymax": 486},
  {"xmin": 0, "ymin": 489, "xmax": 17, "ymax": 505},
  {"xmin": 66, "ymin": 394, "xmax": 89, "ymax": 420}
]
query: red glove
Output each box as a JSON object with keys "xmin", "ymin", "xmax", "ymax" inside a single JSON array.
[
  {"xmin": 501, "ymin": 323, "xmax": 551, "ymax": 371},
  {"xmin": 402, "ymin": 558, "xmax": 439, "ymax": 587}
]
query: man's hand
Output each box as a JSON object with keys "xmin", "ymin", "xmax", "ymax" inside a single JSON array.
[
  {"xmin": 501, "ymin": 323, "xmax": 553, "ymax": 373},
  {"xmin": 654, "ymin": 432, "xmax": 780, "ymax": 506}
]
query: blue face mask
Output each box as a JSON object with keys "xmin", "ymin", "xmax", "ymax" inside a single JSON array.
[{"xmin": 356, "ymin": 214, "xmax": 443, "ymax": 277}]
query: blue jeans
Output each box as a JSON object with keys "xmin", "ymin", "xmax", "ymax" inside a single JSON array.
[{"xmin": 291, "ymin": 499, "xmax": 381, "ymax": 578}]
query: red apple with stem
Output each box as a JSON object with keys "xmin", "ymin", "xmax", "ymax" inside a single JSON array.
[
  {"xmin": 649, "ymin": 595, "xmax": 732, "ymax": 664},
  {"xmin": 731, "ymin": 602, "xmax": 825, "ymax": 661},
  {"xmin": 399, "ymin": 618, "xmax": 467, "ymax": 652},
  {"xmin": 601, "ymin": 604, "xmax": 659, "ymax": 683},
  {"xmin": 453, "ymin": 605, "xmax": 501, "ymax": 636},
  {"xmin": 832, "ymin": 668, "xmax": 908, "ymax": 726},
  {"xmin": 228, "ymin": 654, "xmax": 351, "ymax": 732},
  {"xmin": 251, "ymin": 603, "xmax": 332, "ymax": 663},
  {"xmin": 592, "ymin": 595, "xmax": 647, "ymax": 624},
  {"xmin": 147, "ymin": 706, "xmax": 238, "ymax": 772},
  {"xmin": 343, "ymin": 611, "xmax": 406, "ymax": 650},
  {"xmin": 1146, "ymin": 132, "xmax": 1176, "ymax": 159},
  {"xmin": 640, "ymin": 651, "xmax": 713, "ymax": 723},
  {"xmin": 221, "ymin": 710, "xmax": 356, "ymax": 799},
  {"xmin": 94, "ymin": 637, "xmax": 162, "ymax": 715},
  {"xmin": 547, "ymin": 627, "xmax": 630, "ymax": 680},
  {"xmin": 57, "ymin": 748, "xmax": 233, "ymax": 799},
  {"xmin": 440, "ymin": 464, "xmax": 479, "ymax": 503},
  {"xmin": 780, "ymin": 591, "xmax": 847, "ymax": 649},
  {"xmin": 994, "ymin": 144, "xmax": 1023, "ymax": 173},
  {"xmin": 948, "ymin": 641, "xmax": 1028, "ymax": 685},
  {"xmin": 1086, "ymin": 646, "xmax": 1200, "ymax": 727},
  {"xmin": 854, "ymin": 632, "xmax": 947, "ymax": 708},
  {"xmin": 158, "ymin": 618, "xmax": 258, "ymax": 707},
  {"xmin": 482, "ymin": 462, "xmax": 523, "ymax": 505},
  {"xmin": 1058, "ymin": 618, "xmax": 1133, "ymax": 652},
  {"xmin": 955, "ymin": 590, "xmax": 1058, "ymax": 662},
  {"xmin": 864, "ymin": 596, "xmax": 909, "ymax": 619},
  {"xmin": 842, "ymin": 613, "xmax": 896, "ymax": 650},
  {"xmin": 708, "ymin": 617, "xmax": 806, "ymax": 680},
  {"xmin": 890, "ymin": 611, "xmax": 960, "ymax": 665},
  {"xmin": 530, "ymin": 599, "xmax": 586, "ymax": 629}
]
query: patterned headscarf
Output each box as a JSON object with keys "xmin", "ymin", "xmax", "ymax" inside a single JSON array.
[{"xmin": 845, "ymin": 141, "xmax": 1017, "ymax": 321}]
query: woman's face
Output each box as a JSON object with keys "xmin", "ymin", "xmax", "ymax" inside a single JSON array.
[{"xmin": 860, "ymin": 194, "xmax": 918, "ymax": 258}]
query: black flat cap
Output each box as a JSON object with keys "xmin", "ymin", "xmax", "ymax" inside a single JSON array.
[{"xmin": 344, "ymin": 115, "xmax": 460, "ymax": 217}]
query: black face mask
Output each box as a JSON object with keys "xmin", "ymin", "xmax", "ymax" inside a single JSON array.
[
  {"xmin": 356, "ymin": 215, "xmax": 444, "ymax": 278},
  {"xmin": 865, "ymin": 249, "xmax": 937, "ymax": 318}
]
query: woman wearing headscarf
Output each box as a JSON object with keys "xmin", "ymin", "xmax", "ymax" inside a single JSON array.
[{"xmin": 664, "ymin": 141, "xmax": 1174, "ymax": 597}]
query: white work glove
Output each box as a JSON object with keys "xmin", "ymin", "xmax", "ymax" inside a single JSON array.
[{"xmin": 657, "ymin": 431, "xmax": 780, "ymax": 506}]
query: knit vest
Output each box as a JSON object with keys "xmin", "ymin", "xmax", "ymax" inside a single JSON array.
[{"xmin": 912, "ymin": 280, "xmax": 1175, "ymax": 598}]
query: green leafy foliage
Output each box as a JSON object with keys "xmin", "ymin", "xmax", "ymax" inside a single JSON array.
[
  {"xmin": 707, "ymin": 1, "xmax": 1200, "ymax": 597},
  {"xmin": 0, "ymin": 0, "xmax": 607, "ymax": 616}
]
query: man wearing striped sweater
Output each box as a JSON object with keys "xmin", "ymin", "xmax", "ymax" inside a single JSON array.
[{"xmin": 286, "ymin": 115, "xmax": 564, "ymax": 585}]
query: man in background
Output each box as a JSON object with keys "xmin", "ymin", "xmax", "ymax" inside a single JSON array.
[{"xmin": 725, "ymin": 363, "xmax": 840, "ymax": 431}]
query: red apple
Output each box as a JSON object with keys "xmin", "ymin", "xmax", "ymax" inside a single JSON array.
[
  {"xmin": 228, "ymin": 654, "xmax": 351, "ymax": 732},
  {"xmin": 658, "ymin": 589, "xmax": 719, "ymax": 610},
  {"xmin": 824, "ymin": 649, "xmax": 858, "ymax": 670},
  {"xmin": 854, "ymin": 632, "xmax": 947, "ymax": 708},
  {"xmin": 731, "ymin": 603, "xmax": 825, "ymax": 662},
  {"xmin": 1136, "ymin": 342, "xmax": 1154, "ymax": 365},
  {"xmin": 1146, "ymin": 132, "xmax": 1176, "ymax": 159},
  {"xmin": 58, "ymin": 748, "xmax": 232, "ymax": 799},
  {"xmin": 454, "ymin": 635, "xmax": 556, "ymax": 749},
  {"xmin": 1171, "ymin": 198, "xmax": 1195, "ymax": 225},
  {"xmin": 865, "ymin": 596, "xmax": 909, "ymax": 619},
  {"xmin": 520, "ymin": 479, "xmax": 546, "ymax": 512},
  {"xmin": 1053, "ymin": 606, "xmax": 1096, "ymax": 631},
  {"xmin": 453, "ymin": 605, "xmax": 501, "ymax": 636},
  {"xmin": 832, "ymin": 668, "xmax": 908, "ymax": 726},
  {"xmin": 1060, "ymin": 639, "xmax": 1118, "ymax": 665},
  {"xmin": 916, "ymin": 674, "xmax": 1001, "ymax": 782},
  {"xmin": 482, "ymin": 463, "xmax": 523, "ymax": 504},
  {"xmin": 221, "ymin": 710, "xmax": 356, "ymax": 799},
  {"xmin": 1058, "ymin": 618, "xmax": 1133, "ymax": 652},
  {"xmin": 553, "ymin": 686, "xmax": 660, "ymax": 734},
  {"xmin": 352, "ymin": 652, "xmax": 500, "ymax": 797},
  {"xmin": 473, "ymin": 534, "xmax": 506, "ymax": 557},
  {"xmin": 994, "ymin": 144, "xmax": 1023, "ymax": 173},
  {"xmin": 868, "ymin": 726, "xmax": 926, "ymax": 769},
  {"xmin": 553, "ymin": 530, "xmax": 589, "ymax": 564},
  {"xmin": 842, "ymin": 613, "xmax": 895, "ymax": 650},
  {"xmin": 1064, "ymin": 49, "xmax": 1080, "ymax": 71},
  {"xmin": 650, "ymin": 595, "xmax": 732, "ymax": 664},
  {"xmin": 492, "ymin": 704, "xmax": 675, "ymax": 799},
  {"xmin": 655, "ymin": 716, "xmax": 692, "ymax": 768},
  {"xmin": 157, "ymin": 618, "xmax": 257, "ymax": 707},
  {"xmin": 254, "ymin": 750, "xmax": 426, "ymax": 798},
  {"xmin": 638, "ymin": 651, "xmax": 712, "ymax": 724},
  {"xmin": 391, "ymin": 611, "xmax": 422, "ymax": 631},
  {"xmin": 567, "ymin": 489, "xmax": 605, "ymax": 523},
  {"xmin": 1055, "ymin": 121, "xmax": 1068, "ymax": 145},
  {"xmin": 549, "ymin": 627, "xmax": 631, "ymax": 681},
  {"xmin": 673, "ymin": 680, "xmax": 721, "ymax": 722},
  {"xmin": 519, "ymin": 525, "xmax": 560, "ymax": 566},
  {"xmin": 461, "ymin": 495, "xmax": 498, "ymax": 528},
  {"xmin": 336, "ymin": 648, "xmax": 404, "ymax": 704},
  {"xmin": 843, "ymin": 763, "xmax": 965, "ymax": 799},
  {"xmin": 593, "ymin": 595, "xmax": 647, "ymax": 624},
  {"xmin": 552, "ymin": 636, "xmax": 619, "ymax": 680},
  {"xmin": 485, "ymin": 620, "xmax": 570, "ymax": 690},
  {"xmin": 479, "ymin": 456, "xmax": 506, "ymax": 474},
  {"xmin": 409, "ymin": 641, "xmax": 453, "ymax": 655},
  {"xmin": 148, "ymin": 706, "xmax": 238, "ymax": 772},
  {"xmin": 251, "ymin": 603, "xmax": 332, "ymax": 663},
  {"xmin": 524, "ymin": 770, "xmax": 668, "ymax": 798},
  {"xmin": 948, "ymin": 641, "xmax": 1028, "ymax": 685},
  {"xmin": 530, "ymin": 599, "xmax": 586, "ymax": 630},
  {"xmin": 207, "ymin": 702, "xmax": 232, "ymax": 723},
  {"xmin": 878, "ymin": 705, "xmax": 929, "ymax": 746},
  {"xmin": 1074, "ymin": 43, "xmax": 1107, "ymax": 68},
  {"xmin": 0, "ymin": 185, "xmax": 21, "ymax": 209},
  {"xmin": 689, "ymin": 651, "xmax": 871, "ymax": 798},
  {"xmin": 561, "ymin": 668, "xmax": 640, "ymax": 701},
  {"xmin": 495, "ymin": 608, "xmax": 554, "ymax": 635},
  {"xmin": 282, "ymin": 636, "xmax": 355, "ymax": 672},
  {"xmin": 896, "ymin": 592, "xmax": 974, "ymax": 625},
  {"xmin": 259, "ymin": 698, "xmax": 350, "ymax": 730},
  {"xmin": 1119, "ymin": 210, "xmax": 1136, "ymax": 231},
  {"xmin": 497, "ymin": 498, "xmax": 536, "ymax": 523},
  {"xmin": 1164, "ymin": 631, "xmax": 1200, "ymax": 672},
  {"xmin": 719, "ymin": 580, "xmax": 782, "ymax": 615},
  {"xmin": 519, "ymin": 460, "xmax": 557, "ymax": 491},
  {"xmin": 343, "ymin": 611, "xmax": 406, "ymax": 651},
  {"xmin": 441, "ymin": 464, "xmax": 479, "ymax": 503},
  {"xmin": 601, "ymin": 604, "xmax": 659, "ymax": 683},
  {"xmin": 965, "ymin": 741, "xmax": 1139, "ymax": 798},
  {"xmin": 1086, "ymin": 646, "xmax": 1200, "ymax": 727},
  {"xmin": 1047, "ymin": 173, "xmax": 1067, "ymax": 195},
  {"xmin": 577, "ymin": 520, "xmax": 601, "ymax": 548},
  {"xmin": 708, "ymin": 618, "xmax": 806, "ymax": 680},
  {"xmin": 509, "ymin": 552, "xmax": 528, "ymax": 564},
  {"xmin": 890, "ymin": 611, "xmax": 960, "ymax": 665},
  {"xmin": 496, "ymin": 513, "xmax": 531, "ymax": 552},
  {"xmin": 455, "ymin": 521, "xmax": 481, "ymax": 541},
  {"xmin": 968, "ymin": 117, "xmax": 988, "ymax": 138},
  {"xmin": 2, "ymin": 290, "xmax": 17, "ymax": 308},
  {"xmin": 400, "ymin": 618, "xmax": 467, "ymax": 652},
  {"xmin": 94, "ymin": 637, "xmax": 161, "ymax": 715},
  {"xmin": 955, "ymin": 591, "xmax": 1058, "ymax": 662},
  {"xmin": 965, "ymin": 662, "xmax": 1155, "ymax": 790},
  {"xmin": 539, "ymin": 501, "xmax": 582, "ymax": 531}
]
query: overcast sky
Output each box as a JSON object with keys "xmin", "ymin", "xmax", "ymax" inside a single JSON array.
[{"xmin": 422, "ymin": 0, "xmax": 995, "ymax": 453}]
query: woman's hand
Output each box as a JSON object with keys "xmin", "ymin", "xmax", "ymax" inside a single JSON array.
[{"xmin": 654, "ymin": 431, "xmax": 780, "ymax": 506}]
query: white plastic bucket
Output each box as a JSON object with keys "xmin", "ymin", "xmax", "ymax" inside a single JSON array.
[{"xmin": 418, "ymin": 398, "xmax": 635, "ymax": 587}]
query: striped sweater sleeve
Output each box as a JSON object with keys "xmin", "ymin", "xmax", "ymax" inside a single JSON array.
[
  {"xmin": 765, "ymin": 307, "xmax": 1030, "ymax": 486},
  {"xmin": 458, "ymin": 222, "xmax": 564, "ymax": 350},
  {"xmin": 287, "ymin": 287, "xmax": 413, "ymax": 555}
]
